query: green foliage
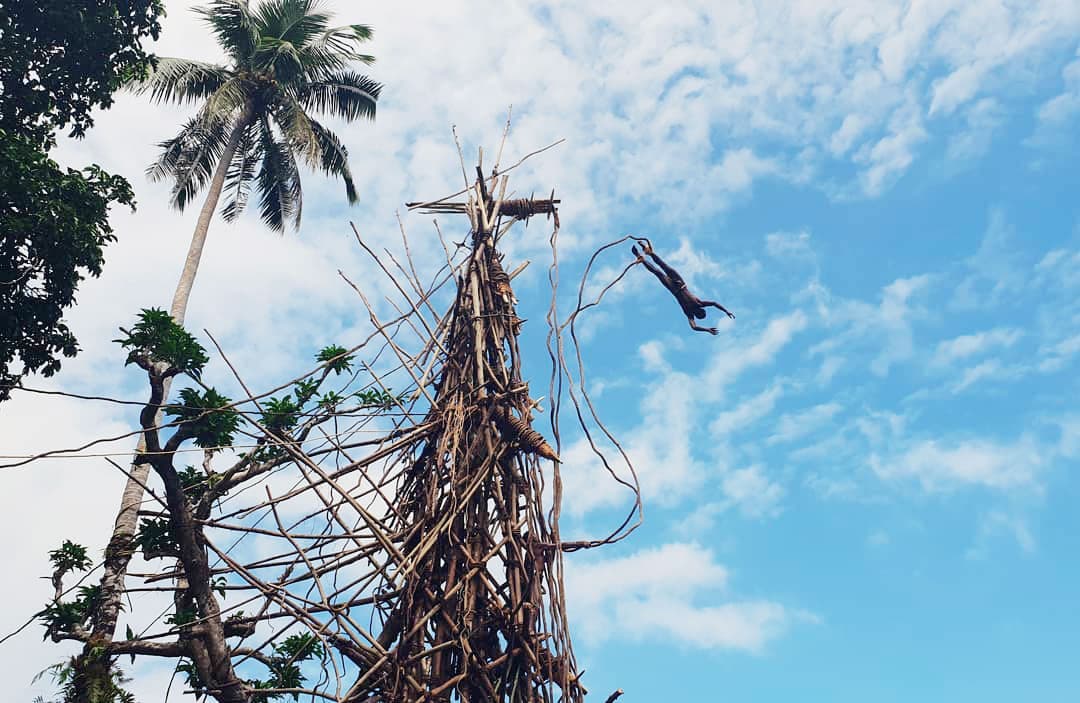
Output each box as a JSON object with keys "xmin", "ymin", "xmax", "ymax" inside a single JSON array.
[
  {"xmin": 114, "ymin": 308, "xmax": 209, "ymax": 377},
  {"xmin": 37, "ymin": 602, "xmax": 89, "ymax": 639},
  {"xmin": 355, "ymin": 388, "xmax": 400, "ymax": 410},
  {"xmin": 33, "ymin": 654, "xmax": 136, "ymax": 703},
  {"xmin": 0, "ymin": 0, "xmax": 163, "ymax": 146},
  {"xmin": 275, "ymin": 632, "xmax": 324, "ymax": 661},
  {"xmin": 0, "ymin": 135, "xmax": 136, "ymax": 401},
  {"xmin": 316, "ymin": 344, "xmax": 354, "ymax": 374},
  {"xmin": 37, "ymin": 586, "xmax": 101, "ymax": 640},
  {"xmin": 240, "ymin": 444, "xmax": 285, "ymax": 464},
  {"xmin": 0, "ymin": 0, "xmax": 163, "ymax": 401},
  {"xmin": 260, "ymin": 395, "xmax": 301, "ymax": 434},
  {"xmin": 178, "ymin": 465, "xmax": 223, "ymax": 502},
  {"xmin": 48, "ymin": 540, "xmax": 92, "ymax": 576},
  {"xmin": 293, "ymin": 377, "xmax": 319, "ymax": 402},
  {"xmin": 132, "ymin": 0, "xmax": 381, "ymax": 231},
  {"xmin": 134, "ymin": 518, "xmax": 178, "ymax": 559},
  {"xmin": 176, "ymin": 659, "xmax": 207, "ymax": 701},
  {"xmin": 317, "ymin": 391, "xmax": 345, "ymax": 410},
  {"xmin": 165, "ymin": 607, "xmax": 197, "ymax": 628},
  {"xmin": 250, "ymin": 632, "xmax": 325, "ymax": 702},
  {"xmin": 164, "ymin": 387, "xmax": 241, "ymax": 449}
]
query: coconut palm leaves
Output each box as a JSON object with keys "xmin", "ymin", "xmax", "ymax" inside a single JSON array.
[{"xmin": 131, "ymin": 0, "xmax": 380, "ymax": 231}]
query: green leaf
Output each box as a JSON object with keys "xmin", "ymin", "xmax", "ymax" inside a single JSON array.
[
  {"xmin": 48, "ymin": 540, "xmax": 92, "ymax": 574},
  {"xmin": 126, "ymin": 625, "xmax": 136, "ymax": 664},
  {"xmin": 164, "ymin": 387, "xmax": 242, "ymax": 450},
  {"xmin": 316, "ymin": 344, "xmax": 353, "ymax": 374},
  {"xmin": 135, "ymin": 517, "xmax": 178, "ymax": 559},
  {"xmin": 114, "ymin": 308, "xmax": 209, "ymax": 377},
  {"xmin": 260, "ymin": 394, "xmax": 301, "ymax": 434}
]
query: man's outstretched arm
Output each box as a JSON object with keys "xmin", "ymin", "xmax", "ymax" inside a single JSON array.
[
  {"xmin": 687, "ymin": 316, "xmax": 719, "ymax": 335},
  {"xmin": 701, "ymin": 299, "xmax": 735, "ymax": 319}
]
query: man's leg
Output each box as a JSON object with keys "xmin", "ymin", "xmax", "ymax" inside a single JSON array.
[
  {"xmin": 634, "ymin": 246, "xmax": 672, "ymax": 288},
  {"xmin": 646, "ymin": 250, "xmax": 684, "ymax": 287}
]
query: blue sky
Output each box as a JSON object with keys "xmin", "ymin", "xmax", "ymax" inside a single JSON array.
[{"xmin": 2, "ymin": 1, "xmax": 1080, "ymax": 701}]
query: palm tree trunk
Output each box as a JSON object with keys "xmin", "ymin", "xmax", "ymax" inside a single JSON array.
[
  {"xmin": 169, "ymin": 111, "xmax": 251, "ymax": 326},
  {"xmin": 83, "ymin": 109, "xmax": 254, "ymax": 678}
]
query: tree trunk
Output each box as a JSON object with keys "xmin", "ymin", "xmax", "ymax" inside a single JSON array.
[
  {"xmin": 78, "ymin": 108, "xmax": 254, "ymax": 700},
  {"xmin": 169, "ymin": 110, "xmax": 252, "ymax": 327}
]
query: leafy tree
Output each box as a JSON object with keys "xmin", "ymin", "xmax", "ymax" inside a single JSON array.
[
  {"xmin": 0, "ymin": 0, "xmax": 164, "ymax": 401},
  {"xmin": 0, "ymin": 141, "xmax": 134, "ymax": 401},
  {"xmin": 0, "ymin": 0, "xmax": 164, "ymax": 147}
]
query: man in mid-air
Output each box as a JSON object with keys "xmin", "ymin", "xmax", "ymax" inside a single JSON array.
[{"xmin": 633, "ymin": 241, "xmax": 735, "ymax": 335}]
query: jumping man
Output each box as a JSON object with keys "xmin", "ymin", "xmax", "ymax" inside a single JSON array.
[{"xmin": 633, "ymin": 241, "xmax": 735, "ymax": 335}]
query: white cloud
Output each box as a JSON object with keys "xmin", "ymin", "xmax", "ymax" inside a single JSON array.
[
  {"xmin": 703, "ymin": 312, "xmax": 807, "ymax": 396},
  {"xmin": 563, "ymin": 313, "xmax": 804, "ymax": 517},
  {"xmin": 565, "ymin": 543, "xmax": 808, "ymax": 652},
  {"xmin": 966, "ymin": 511, "xmax": 1037, "ymax": 560},
  {"xmin": 813, "ymin": 273, "xmax": 930, "ymax": 377},
  {"xmin": 950, "ymin": 359, "xmax": 1008, "ymax": 393},
  {"xmin": 0, "ymin": 388, "xmax": 134, "ymax": 701},
  {"xmin": 1038, "ymin": 333, "xmax": 1080, "ymax": 372},
  {"xmin": 1056, "ymin": 415, "xmax": 1080, "ymax": 457},
  {"xmin": 945, "ymin": 97, "xmax": 1005, "ymax": 163},
  {"xmin": 669, "ymin": 464, "xmax": 787, "ymax": 531},
  {"xmin": 710, "ymin": 383, "xmax": 784, "ymax": 436},
  {"xmin": 638, "ymin": 340, "xmax": 670, "ymax": 373},
  {"xmin": 1031, "ymin": 50, "xmax": 1080, "ymax": 143},
  {"xmin": 561, "ymin": 370, "xmax": 707, "ymax": 516},
  {"xmin": 1034, "ymin": 247, "xmax": 1080, "ymax": 290},
  {"xmin": 719, "ymin": 465, "xmax": 785, "ymax": 519},
  {"xmin": 767, "ymin": 402, "xmax": 843, "ymax": 445},
  {"xmin": 765, "ymin": 230, "xmax": 814, "ymax": 261},
  {"xmin": 933, "ymin": 327, "xmax": 1023, "ymax": 366},
  {"xmin": 855, "ymin": 100, "xmax": 928, "ymax": 196},
  {"xmin": 951, "ymin": 209, "xmax": 1026, "ymax": 310},
  {"xmin": 866, "ymin": 530, "xmax": 890, "ymax": 547},
  {"xmin": 930, "ymin": 64, "xmax": 984, "ymax": 117},
  {"xmin": 871, "ymin": 436, "xmax": 1044, "ymax": 492}
]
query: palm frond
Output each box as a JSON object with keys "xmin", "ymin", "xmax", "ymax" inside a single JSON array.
[
  {"xmin": 254, "ymin": 0, "xmax": 330, "ymax": 46},
  {"xmin": 221, "ymin": 121, "xmax": 262, "ymax": 221},
  {"xmin": 202, "ymin": 77, "xmax": 254, "ymax": 122},
  {"xmin": 270, "ymin": 94, "xmax": 320, "ymax": 168},
  {"xmin": 253, "ymin": 36, "xmax": 307, "ymax": 84},
  {"xmin": 299, "ymin": 71, "xmax": 380, "ymax": 121},
  {"xmin": 292, "ymin": 25, "xmax": 374, "ymax": 80},
  {"xmin": 127, "ymin": 58, "xmax": 231, "ymax": 105},
  {"xmin": 146, "ymin": 114, "xmax": 229, "ymax": 211},
  {"xmin": 309, "ymin": 118, "xmax": 357, "ymax": 203},
  {"xmin": 194, "ymin": 0, "xmax": 258, "ymax": 63},
  {"xmin": 255, "ymin": 118, "xmax": 301, "ymax": 231},
  {"xmin": 311, "ymin": 24, "xmax": 374, "ymax": 63}
]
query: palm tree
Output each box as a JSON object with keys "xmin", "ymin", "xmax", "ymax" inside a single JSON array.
[
  {"xmin": 140, "ymin": 0, "xmax": 381, "ymax": 324},
  {"xmin": 83, "ymin": 0, "xmax": 381, "ymax": 690}
]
